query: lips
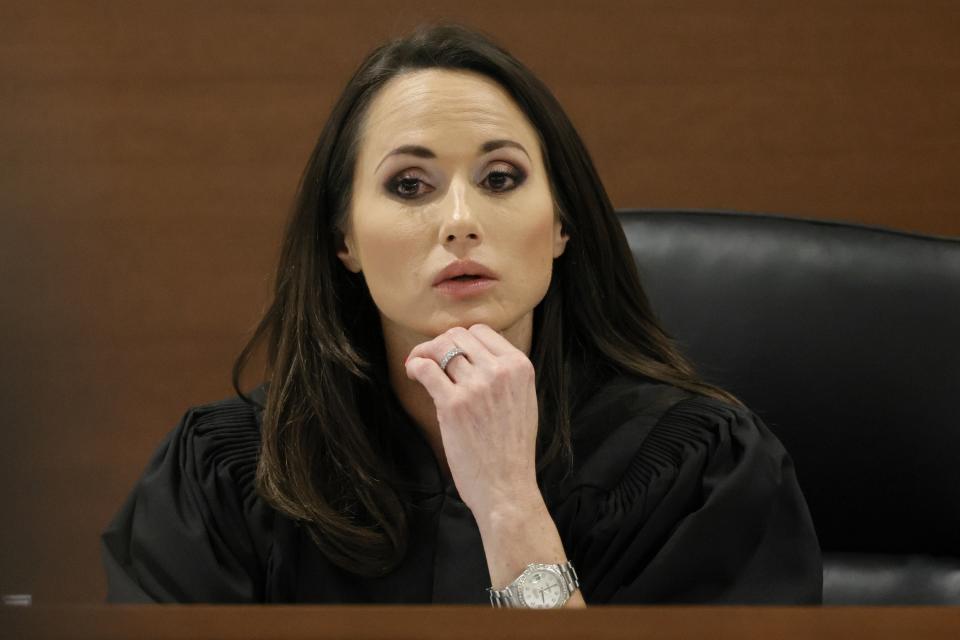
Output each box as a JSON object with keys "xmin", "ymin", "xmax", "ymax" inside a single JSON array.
[{"xmin": 432, "ymin": 259, "xmax": 499, "ymax": 286}]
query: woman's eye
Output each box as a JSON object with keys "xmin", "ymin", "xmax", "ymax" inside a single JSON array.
[
  {"xmin": 387, "ymin": 166, "xmax": 525, "ymax": 199},
  {"xmin": 388, "ymin": 174, "xmax": 433, "ymax": 199},
  {"xmin": 482, "ymin": 167, "xmax": 525, "ymax": 192}
]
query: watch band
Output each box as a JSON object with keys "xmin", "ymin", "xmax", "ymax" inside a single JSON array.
[{"xmin": 488, "ymin": 561, "xmax": 580, "ymax": 608}]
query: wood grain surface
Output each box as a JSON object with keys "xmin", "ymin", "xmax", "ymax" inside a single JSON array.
[{"xmin": 3, "ymin": 606, "xmax": 960, "ymax": 640}]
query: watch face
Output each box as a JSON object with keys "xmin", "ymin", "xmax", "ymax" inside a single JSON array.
[{"xmin": 518, "ymin": 567, "xmax": 567, "ymax": 608}]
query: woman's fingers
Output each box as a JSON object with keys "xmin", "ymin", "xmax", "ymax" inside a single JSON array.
[
  {"xmin": 404, "ymin": 325, "xmax": 497, "ymax": 378},
  {"xmin": 442, "ymin": 326, "xmax": 497, "ymax": 370},
  {"xmin": 465, "ymin": 323, "xmax": 516, "ymax": 357},
  {"xmin": 404, "ymin": 353, "xmax": 456, "ymax": 397}
]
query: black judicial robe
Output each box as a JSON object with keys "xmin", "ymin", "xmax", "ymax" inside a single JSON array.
[{"xmin": 101, "ymin": 374, "xmax": 823, "ymax": 604}]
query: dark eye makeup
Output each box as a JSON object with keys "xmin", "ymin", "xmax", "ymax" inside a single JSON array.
[
  {"xmin": 389, "ymin": 174, "xmax": 429, "ymax": 199},
  {"xmin": 482, "ymin": 167, "xmax": 526, "ymax": 192},
  {"xmin": 384, "ymin": 164, "xmax": 527, "ymax": 200}
]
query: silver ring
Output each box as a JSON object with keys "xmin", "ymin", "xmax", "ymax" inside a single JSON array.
[{"xmin": 438, "ymin": 346, "xmax": 466, "ymax": 371}]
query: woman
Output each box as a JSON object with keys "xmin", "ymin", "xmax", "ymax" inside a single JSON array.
[{"xmin": 102, "ymin": 23, "xmax": 822, "ymax": 606}]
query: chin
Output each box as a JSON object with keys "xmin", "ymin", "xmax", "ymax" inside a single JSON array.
[
  {"xmin": 426, "ymin": 314, "xmax": 501, "ymax": 336},
  {"xmin": 445, "ymin": 317, "xmax": 496, "ymax": 332}
]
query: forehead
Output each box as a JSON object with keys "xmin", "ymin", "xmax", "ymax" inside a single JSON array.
[{"xmin": 358, "ymin": 68, "xmax": 541, "ymax": 161}]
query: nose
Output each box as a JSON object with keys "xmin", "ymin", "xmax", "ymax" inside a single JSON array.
[{"xmin": 437, "ymin": 180, "xmax": 482, "ymax": 248}]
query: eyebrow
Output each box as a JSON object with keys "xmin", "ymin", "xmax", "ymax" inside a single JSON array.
[{"xmin": 375, "ymin": 139, "xmax": 530, "ymax": 172}]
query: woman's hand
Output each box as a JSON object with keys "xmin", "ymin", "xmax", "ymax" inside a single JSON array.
[
  {"xmin": 404, "ymin": 324, "xmax": 584, "ymax": 607},
  {"xmin": 403, "ymin": 323, "xmax": 541, "ymax": 516}
]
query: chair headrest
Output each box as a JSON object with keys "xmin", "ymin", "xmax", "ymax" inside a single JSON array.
[{"xmin": 619, "ymin": 209, "xmax": 960, "ymax": 555}]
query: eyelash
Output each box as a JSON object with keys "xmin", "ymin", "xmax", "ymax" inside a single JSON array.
[{"xmin": 386, "ymin": 166, "xmax": 527, "ymax": 200}]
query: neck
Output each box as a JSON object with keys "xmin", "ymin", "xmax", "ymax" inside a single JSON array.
[{"xmin": 382, "ymin": 313, "xmax": 535, "ymax": 481}]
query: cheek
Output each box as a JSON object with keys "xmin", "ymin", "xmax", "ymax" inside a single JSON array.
[
  {"xmin": 351, "ymin": 213, "xmax": 427, "ymax": 312},
  {"xmin": 505, "ymin": 201, "xmax": 559, "ymax": 288},
  {"xmin": 349, "ymin": 191, "xmax": 412, "ymax": 276},
  {"xmin": 512, "ymin": 192, "xmax": 558, "ymax": 257},
  {"xmin": 358, "ymin": 225, "xmax": 420, "ymax": 284}
]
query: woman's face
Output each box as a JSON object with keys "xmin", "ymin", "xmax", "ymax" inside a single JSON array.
[{"xmin": 337, "ymin": 68, "xmax": 568, "ymax": 344}]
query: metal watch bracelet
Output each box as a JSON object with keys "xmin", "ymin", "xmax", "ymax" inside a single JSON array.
[{"xmin": 488, "ymin": 561, "xmax": 580, "ymax": 608}]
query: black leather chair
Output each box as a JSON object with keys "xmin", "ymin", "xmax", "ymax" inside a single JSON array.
[{"xmin": 620, "ymin": 209, "xmax": 960, "ymax": 604}]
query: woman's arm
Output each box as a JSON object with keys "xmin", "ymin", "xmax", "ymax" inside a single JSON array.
[
  {"xmin": 404, "ymin": 323, "xmax": 586, "ymax": 607},
  {"xmin": 475, "ymin": 491, "xmax": 587, "ymax": 608}
]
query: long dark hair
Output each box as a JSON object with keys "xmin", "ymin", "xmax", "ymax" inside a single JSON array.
[{"xmin": 232, "ymin": 22, "xmax": 742, "ymax": 577}]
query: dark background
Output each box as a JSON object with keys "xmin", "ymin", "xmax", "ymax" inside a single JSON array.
[{"xmin": 2, "ymin": 0, "xmax": 957, "ymax": 603}]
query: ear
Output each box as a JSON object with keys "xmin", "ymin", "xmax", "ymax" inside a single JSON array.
[
  {"xmin": 552, "ymin": 219, "xmax": 570, "ymax": 259},
  {"xmin": 335, "ymin": 227, "xmax": 363, "ymax": 274}
]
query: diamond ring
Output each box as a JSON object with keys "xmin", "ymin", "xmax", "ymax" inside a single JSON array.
[{"xmin": 438, "ymin": 346, "xmax": 467, "ymax": 371}]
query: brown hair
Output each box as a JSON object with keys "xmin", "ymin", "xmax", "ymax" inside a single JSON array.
[{"xmin": 232, "ymin": 22, "xmax": 742, "ymax": 577}]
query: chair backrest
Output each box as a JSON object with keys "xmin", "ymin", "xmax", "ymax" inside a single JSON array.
[{"xmin": 619, "ymin": 209, "xmax": 960, "ymax": 561}]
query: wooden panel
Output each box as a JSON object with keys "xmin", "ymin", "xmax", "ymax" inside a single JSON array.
[
  {"xmin": 1, "ymin": 0, "xmax": 957, "ymax": 603},
  {"xmin": 4, "ymin": 606, "xmax": 960, "ymax": 640}
]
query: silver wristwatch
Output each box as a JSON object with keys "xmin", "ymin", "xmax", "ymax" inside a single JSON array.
[{"xmin": 487, "ymin": 561, "xmax": 580, "ymax": 608}]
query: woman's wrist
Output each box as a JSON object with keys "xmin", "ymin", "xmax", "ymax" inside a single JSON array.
[
  {"xmin": 474, "ymin": 489, "xmax": 587, "ymax": 607},
  {"xmin": 474, "ymin": 490, "xmax": 568, "ymax": 587},
  {"xmin": 472, "ymin": 484, "xmax": 545, "ymax": 531}
]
